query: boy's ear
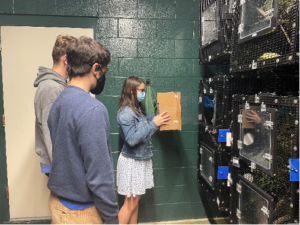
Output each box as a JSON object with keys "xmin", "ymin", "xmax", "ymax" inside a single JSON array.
[
  {"xmin": 62, "ymin": 55, "xmax": 67, "ymax": 65},
  {"xmin": 91, "ymin": 63, "xmax": 99, "ymax": 74}
]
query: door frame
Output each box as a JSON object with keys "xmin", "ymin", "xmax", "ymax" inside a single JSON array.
[{"xmin": 0, "ymin": 14, "xmax": 97, "ymax": 223}]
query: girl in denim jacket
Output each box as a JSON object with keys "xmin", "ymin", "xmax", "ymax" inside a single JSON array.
[{"xmin": 117, "ymin": 76, "xmax": 170, "ymax": 224}]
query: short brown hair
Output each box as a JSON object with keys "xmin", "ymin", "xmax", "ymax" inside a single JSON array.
[
  {"xmin": 52, "ymin": 35, "xmax": 76, "ymax": 64},
  {"xmin": 66, "ymin": 36, "xmax": 111, "ymax": 78}
]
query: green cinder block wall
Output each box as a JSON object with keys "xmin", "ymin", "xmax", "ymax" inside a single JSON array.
[{"xmin": 0, "ymin": 0, "xmax": 227, "ymax": 223}]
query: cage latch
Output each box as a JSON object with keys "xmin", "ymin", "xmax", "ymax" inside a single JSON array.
[
  {"xmin": 238, "ymin": 23, "xmax": 244, "ymax": 33},
  {"xmin": 261, "ymin": 102, "xmax": 266, "ymax": 112},
  {"xmin": 199, "ymin": 164, "xmax": 203, "ymax": 171},
  {"xmin": 249, "ymin": 162, "xmax": 256, "ymax": 172},
  {"xmin": 237, "ymin": 140, "xmax": 243, "ymax": 149},
  {"xmin": 264, "ymin": 121, "xmax": 273, "ymax": 130},
  {"xmin": 210, "ymin": 87, "xmax": 213, "ymax": 93},
  {"xmin": 203, "ymin": 88, "xmax": 207, "ymax": 94},
  {"xmin": 255, "ymin": 94, "xmax": 260, "ymax": 103},
  {"xmin": 232, "ymin": 157, "xmax": 240, "ymax": 168},
  {"xmin": 261, "ymin": 206, "xmax": 270, "ymax": 217},
  {"xmin": 265, "ymin": 8, "xmax": 274, "ymax": 19},
  {"xmin": 199, "ymin": 96, "xmax": 202, "ymax": 103},
  {"xmin": 227, "ymin": 173, "xmax": 232, "ymax": 187},
  {"xmin": 251, "ymin": 60, "xmax": 257, "ymax": 69},
  {"xmin": 209, "ymin": 157, "xmax": 213, "ymax": 163},
  {"xmin": 199, "ymin": 147, "xmax": 203, "ymax": 154},
  {"xmin": 198, "ymin": 114, "xmax": 202, "ymax": 121},
  {"xmin": 245, "ymin": 101, "xmax": 250, "ymax": 110},
  {"xmin": 238, "ymin": 114, "xmax": 242, "ymax": 123},
  {"xmin": 236, "ymin": 208, "xmax": 241, "ymax": 219},
  {"xmin": 263, "ymin": 153, "xmax": 272, "ymax": 162},
  {"xmin": 236, "ymin": 183, "xmax": 242, "ymax": 194}
]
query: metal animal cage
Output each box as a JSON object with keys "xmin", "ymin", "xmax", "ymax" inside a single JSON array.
[
  {"xmin": 199, "ymin": 0, "xmax": 233, "ymax": 64},
  {"xmin": 197, "ymin": 74, "xmax": 258, "ymax": 212},
  {"xmin": 230, "ymin": 0, "xmax": 299, "ymax": 72},
  {"xmin": 198, "ymin": 125, "xmax": 231, "ymax": 211},
  {"xmin": 229, "ymin": 94, "xmax": 299, "ymax": 224}
]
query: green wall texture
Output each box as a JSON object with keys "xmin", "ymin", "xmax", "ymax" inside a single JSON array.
[{"xmin": 0, "ymin": 0, "xmax": 226, "ymax": 223}]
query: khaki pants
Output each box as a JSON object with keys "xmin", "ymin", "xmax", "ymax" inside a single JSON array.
[{"xmin": 49, "ymin": 192, "xmax": 104, "ymax": 224}]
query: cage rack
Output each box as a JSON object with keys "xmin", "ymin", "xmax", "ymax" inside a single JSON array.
[
  {"xmin": 230, "ymin": 0, "xmax": 299, "ymax": 73},
  {"xmin": 199, "ymin": 0, "xmax": 233, "ymax": 64},
  {"xmin": 198, "ymin": 124, "xmax": 231, "ymax": 211},
  {"xmin": 197, "ymin": 74, "xmax": 264, "ymax": 212},
  {"xmin": 229, "ymin": 94, "xmax": 299, "ymax": 224}
]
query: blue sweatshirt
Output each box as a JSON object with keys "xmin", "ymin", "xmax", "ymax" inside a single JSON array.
[{"xmin": 47, "ymin": 86, "xmax": 119, "ymax": 224}]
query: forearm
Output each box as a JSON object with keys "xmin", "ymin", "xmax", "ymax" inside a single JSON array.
[{"xmin": 125, "ymin": 121, "xmax": 158, "ymax": 146}]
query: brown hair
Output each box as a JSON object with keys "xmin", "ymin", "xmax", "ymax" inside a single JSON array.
[
  {"xmin": 66, "ymin": 36, "xmax": 111, "ymax": 78},
  {"xmin": 118, "ymin": 76, "xmax": 145, "ymax": 116},
  {"xmin": 52, "ymin": 35, "xmax": 76, "ymax": 64}
]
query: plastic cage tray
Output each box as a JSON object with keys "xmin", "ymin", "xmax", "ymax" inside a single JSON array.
[
  {"xmin": 229, "ymin": 94, "xmax": 299, "ymax": 224},
  {"xmin": 199, "ymin": 0, "xmax": 233, "ymax": 64},
  {"xmin": 198, "ymin": 129, "xmax": 231, "ymax": 211},
  {"xmin": 230, "ymin": 0, "xmax": 299, "ymax": 72}
]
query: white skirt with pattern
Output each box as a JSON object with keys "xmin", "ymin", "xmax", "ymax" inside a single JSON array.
[{"xmin": 117, "ymin": 153, "xmax": 154, "ymax": 197}]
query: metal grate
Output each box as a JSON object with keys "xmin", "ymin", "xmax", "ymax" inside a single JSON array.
[
  {"xmin": 229, "ymin": 94, "xmax": 299, "ymax": 224},
  {"xmin": 199, "ymin": 0, "xmax": 233, "ymax": 64},
  {"xmin": 230, "ymin": 0, "xmax": 299, "ymax": 72}
]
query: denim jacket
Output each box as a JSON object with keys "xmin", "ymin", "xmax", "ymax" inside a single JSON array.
[{"xmin": 117, "ymin": 106, "xmax": 158, "ymax": 160}]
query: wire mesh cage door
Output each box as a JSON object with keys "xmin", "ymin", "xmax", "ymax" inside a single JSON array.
[
  {"xmin": 238, "ymin": 0, "xmax": 278, "ymax": 43},
  {"xmin": 236, "ymin": 175, "xmax": 274, "ymax": 224},
  {"xmin": 198, "ymin": 139, "xmax": 231, "ymax": 211},
  {"xmin": 199, "ymin": 0, "xmax": 233, "ymax": 64},
  {"xmin": 229, "ymin": 94, "xmax": 299, "ymax": 224},
  {"xmin": 238, "ymin": 105, "xmax": 278, "ymax": 176},
  {"xmin": 199, "ymin": 77, "xmax": 225, "ymax": 130},
  {"xmin": 230, "ymin": 0, "xmax": 299, "ymax": 72},
  {"xmin": 199, "ymin": 142, "xmax": 216, "ymax": 190}
]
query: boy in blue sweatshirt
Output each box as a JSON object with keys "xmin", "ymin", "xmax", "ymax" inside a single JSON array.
[{"xmin": 47, "ymin": 36, "xmax": 119, "ymax": 224}]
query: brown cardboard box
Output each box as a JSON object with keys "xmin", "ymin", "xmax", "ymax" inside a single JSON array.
[{"xmin": 157, "ymin": 92, "xmax": 182, "ymax": 131}]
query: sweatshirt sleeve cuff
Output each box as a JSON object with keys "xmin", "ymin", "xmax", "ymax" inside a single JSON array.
[{"xmin": 105, "ymin": 217, "xmax": 119, "ymax": 224}]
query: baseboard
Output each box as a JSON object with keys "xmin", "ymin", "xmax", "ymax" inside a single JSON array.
[{"xmin": 138, "ymin": 217, "xmax": 230, "ymax": 225}]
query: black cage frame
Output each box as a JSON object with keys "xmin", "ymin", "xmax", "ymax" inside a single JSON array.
[
  {"xmin": 230, "ymin": 0, "xmax": 299, "ymax": 72},
  {"xmin": 199, "ymin": 0, "xmax": 233, "ymax": 64}
]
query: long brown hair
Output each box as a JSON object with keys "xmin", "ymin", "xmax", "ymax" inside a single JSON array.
[{"xmin": 118, "ymin": 76, "xmax": 145, "ymax": 116}]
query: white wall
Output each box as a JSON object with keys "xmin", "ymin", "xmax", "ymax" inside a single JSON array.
[{"xmin": 1, "ymin": 26, "xmax": 93, "ymax": 220}]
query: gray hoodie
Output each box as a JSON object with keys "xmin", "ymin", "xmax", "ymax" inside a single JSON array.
[{"xmin": 34, "ymin": 67, "xmax": 67, "ymax": 166}]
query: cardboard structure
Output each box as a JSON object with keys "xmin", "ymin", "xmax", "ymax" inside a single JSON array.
[{"xmin": 157, "ymin": 92, "xmax": 182, "ymax": 131}]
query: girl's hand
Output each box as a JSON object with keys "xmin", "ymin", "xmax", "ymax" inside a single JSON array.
[{"xmin": 153, "ymin": 111, "xmax": 171, "ymax": 127}]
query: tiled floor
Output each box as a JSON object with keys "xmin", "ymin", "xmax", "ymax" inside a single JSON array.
[{"xmin": 140, "ymin": 217, "xmax": 230, "ymax": 224}]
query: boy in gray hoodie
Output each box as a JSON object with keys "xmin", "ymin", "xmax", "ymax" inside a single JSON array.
[{"xmin": 34, "ymin": 35, "xmax": 76, "ymax": 175}]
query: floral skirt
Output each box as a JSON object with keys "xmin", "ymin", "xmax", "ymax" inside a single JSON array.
[{"xmin": 117, "ymin": 153, "xmax": 154, "ymax": 197}]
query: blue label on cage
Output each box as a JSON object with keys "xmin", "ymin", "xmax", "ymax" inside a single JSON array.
[
  {"xmin": 204, "ymin": 96, "xmax": 214, "ymax": 108},
  {"xmin": 218, "ymin": 129, "xmax": 230, "ymax": 142},
  {"xmin": 290, "ymin": 159, "xmax": 299, "ymax": 181},
  {"xmin": 218, "ymin": 167, "xmax": 229, "ymax": 180}
]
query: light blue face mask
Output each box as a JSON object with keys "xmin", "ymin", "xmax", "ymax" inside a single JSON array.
[{"xmin": 137, "ymin": 92, "xmax": 145, "ymax": 102}]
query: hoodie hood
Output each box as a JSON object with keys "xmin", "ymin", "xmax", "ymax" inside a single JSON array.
[{"xmin": 34, "ymin": 67, "xmax": 67, "ymax": 88}]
